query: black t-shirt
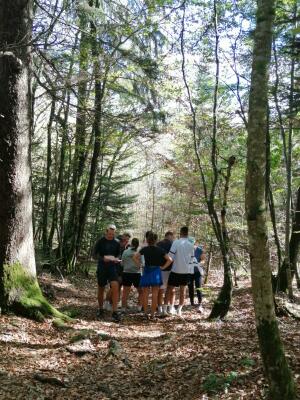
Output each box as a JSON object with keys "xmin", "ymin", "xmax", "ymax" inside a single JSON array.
[
  {"xmin": 157, "ymin": 239, "xmax": 173, "ymax": 271},
  {"xmin": 93, "ymin": 237, "xmax": 120, "ymax": 268},
  {"xmin": 139, "ymin": 245, "xmax": 166, "ymax": 267}
]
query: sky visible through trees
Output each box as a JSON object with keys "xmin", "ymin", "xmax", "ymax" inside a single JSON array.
[{"xmin": 0, "ymin": 0, "xmax": 299, "ymax": 398}]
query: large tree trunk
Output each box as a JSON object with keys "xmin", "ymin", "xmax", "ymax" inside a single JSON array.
[
  {"xmin": 245, "ymin": 0, "xmax": 296, "ymax": 398},
  {"xmin": 0, "ymin": 1, "xmax": 63, "ymax": 321}
]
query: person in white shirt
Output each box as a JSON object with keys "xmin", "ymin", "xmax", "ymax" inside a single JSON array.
[{"xmin": 167, "ymin": 226, "xmax": 194, "ymax": 316}]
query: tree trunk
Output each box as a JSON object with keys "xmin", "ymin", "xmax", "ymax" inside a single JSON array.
[
  {"xmin": 42, "ymin": 98, "xmax": 56, "ymax": 255},
  {"xmin": 0, "ymin": 0, "xmax": 62, "ymax": 321},
  {"xmin": 245, "ymin": 0, "xmax": 296, "ymax": 398},
  {"xmin": 63, "ymin": 4, "xmax": 92, "ymax": 262}
]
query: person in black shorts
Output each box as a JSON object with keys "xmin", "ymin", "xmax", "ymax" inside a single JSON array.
[
  {"xmin": 168, "ymin": 226, "xmax": 194, "ymax": 316},
  {"xmin": 93, "ymin": 224, "xmax": 121, "ymax": 322},
  {"xmin": 121, "ymin": 238, "xmax": 142, "ymax": 311}
]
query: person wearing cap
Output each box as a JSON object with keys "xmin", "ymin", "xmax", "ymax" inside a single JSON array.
[{"xmin": 93, "ymin": 224, "xmax": 122, "ymax": 322}]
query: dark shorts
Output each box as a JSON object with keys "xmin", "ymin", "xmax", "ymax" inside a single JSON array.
[
  {"xmin": 97, "ymin": 265, "xmax": 119, "ymax": 287},
  {"xmin": 122, "ymin": 272, "xmax": 141, "ymax": 288},
  {"xmin": 168, "ymin": 271, "xmax": 189, "ymax": 287}
]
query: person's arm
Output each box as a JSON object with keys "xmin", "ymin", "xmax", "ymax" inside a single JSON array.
[
  {"xmin": 200, "ymin": 249, "xmax": 205, "ymax": 265},
  {"xmin": 160, "ymin": 254, "xmax": 172, "ymax": 270},
  {"xmin": 92, "ymin": 239, "xmax": 103, "ymax": 261},
  {"xmin": 168, "ymin": 241, "xmax": 177, "ymax": 261},
  {"xmin": 133, "ymin": 252, "xmax": 141, "ymax": 267}
]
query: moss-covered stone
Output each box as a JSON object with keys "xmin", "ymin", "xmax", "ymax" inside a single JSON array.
[{"xmin": 1, "ymin": 262, "xmax": 69, "ymax": 322}]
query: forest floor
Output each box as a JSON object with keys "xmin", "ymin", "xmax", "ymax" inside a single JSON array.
[{"xmin": 0, "ymin": 270, "xmax": 299, "ymax": 400}]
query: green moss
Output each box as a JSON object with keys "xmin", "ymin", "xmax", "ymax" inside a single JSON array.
[
  {"xmin": 52, "ymin": 318, "xmax": 73, "ymax": 330},
  {"xmin": 2, "ymin": 263, "xmax": 69, "ymax": 322}
]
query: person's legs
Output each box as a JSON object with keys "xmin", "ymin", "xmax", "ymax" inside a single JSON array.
[
  {"xmin": 137, "ymin": 288, "xmax": 143, "ymax": 307},
  {"xmin": 177, "ymin": 285, "xmax": 186, "ymax": 316},
  {"xmin": 151, "ymin": 286, "xmax": 160, "ymax": 317},
  {"xmin": 98, "ymin": 285, "xmax": 105, "ymax": 309},
  {"xmin": 158, "ymin": 289, "xmax": 164, "ymax": 307},
  {"xmin": 97, "ymin": 267, "xmax": 108, "ymax": 316},
  {"xmin": 168, "ymin": 285, "xmax": 176, "ymax": 314},
  {"xmin": 122, "ymin": 285, "xmax": 130, "ymax": 308},
  {"xmin": 142, "ymin": 287, "xmax": 149, "ymax": 314},
  {"xmin": 179, "ymin": 285, "xmax": 186, "ymax": 305},
  {"xmin": 110, "ymin": 280, "xmax": 119, "ymax": 312},
  {"xmin": 194, "ymin": 271, "xmax": 202, "ymax": 304},
  {"xmin": 188, "ymin": 274, "xmax": 195, "ymax": 305}
]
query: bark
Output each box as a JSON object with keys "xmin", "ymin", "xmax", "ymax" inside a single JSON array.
[
  {"xmin": 0, "ymin": 0, "xmax": 36, "ymax": 300},
  {"xmin": 65, "ymin": 0, "xmax": 106, "ymax": 268},
  {"xmin": 245, "ymin": 0, "xmax": 296, "ymax": 398},
  {"xmin": 42, "ymin": 98, "xmax": 56, "ymax": 254},
  {"xmin": 277, "ymin": 186, "xmax": 300, "ymax": 291},
  {"xmin": 63, "ymin": 3, "xmax": 92, "ymax": 261},
  {"xmin": 0, "ymin": 0, "xmax": 64, "ymax": 321},
  {"xmin": 180, "ymin": 0, "xmax": 233, "ymax": 319}
]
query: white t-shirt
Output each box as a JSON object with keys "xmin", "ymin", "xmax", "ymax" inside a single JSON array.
[{"xmin": 169, "ymin": 237, "xmax": 194, "ymax": 274}]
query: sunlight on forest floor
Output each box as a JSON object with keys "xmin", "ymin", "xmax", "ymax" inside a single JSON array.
[{"xmin": 0, "ymin": 271, "xmax": 299, "ymax": 399}]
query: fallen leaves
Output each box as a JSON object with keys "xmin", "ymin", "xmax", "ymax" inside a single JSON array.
[{"xmin": 0, "ymin": 271, "xmax": 299, "ymax": 399}]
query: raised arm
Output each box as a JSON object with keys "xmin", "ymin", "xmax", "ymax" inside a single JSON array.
[{"xmin": 161, "ymin": 254, "xmax": 172, "ymax": 270}]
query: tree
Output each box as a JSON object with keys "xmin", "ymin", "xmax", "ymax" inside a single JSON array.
[
  {"xmin": 0, "ymin": 0, "xmax": 63, "ymax": 321},
  {"xmin": 245, "ymin": 0, "xmax": 296, "ymax": 398}
]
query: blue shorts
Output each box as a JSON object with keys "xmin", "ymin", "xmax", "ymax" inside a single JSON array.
[
  {"xmin": 140, "ymin": 266, "xmax": 162, "ymax": 287},
  {"xmin": 97, "ymin": 264, "xmax": 119, "ymax": 287}
]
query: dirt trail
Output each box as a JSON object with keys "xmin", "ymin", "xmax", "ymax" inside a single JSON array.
[{"xmin": 0, "ymin": 273, "xmax": 299, "ymax": 399}]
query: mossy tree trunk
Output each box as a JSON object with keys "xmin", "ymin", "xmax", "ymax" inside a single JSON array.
[
  {"xmin": 245, "ymin": 0, "xmax": 296, "ymax": 398},
  {"xmin": 0, "ymin": 1, "xmax": 64, "ymax": 321}
]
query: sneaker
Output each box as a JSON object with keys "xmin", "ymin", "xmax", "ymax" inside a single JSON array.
[
  {"xmin": 198, "ymin": 305, "xmax": 204, "ymax": 313},
  {"xmin": 177, "ymin": 308, "xmax": 182, "ymax": 317},
  {"xmin": 168, "ymin": 306, "xmax": 176, "ymax": 315},
  {"xmin": 97, "ymin": 309, "xmax": 105, "ymax": 319},
  {"xmin": 112, "ymin": 311, "xmax": 121, "ymax": 323}
]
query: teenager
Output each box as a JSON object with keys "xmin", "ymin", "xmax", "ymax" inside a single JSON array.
[
  {"xmin": 188, "ymin": 241, "xmax": 205, "ymax": 313},
  {"xmin": 157, "ymin": 231, "xmax": 174, "ymax": 316},
  {"xmin": 121, "ymin": 238, "xmax": 142, "ymax": 311},
  {"xmin": 168, "ymin": 226, "xmax": 194, "ymax": 316},
  {"xmin": 133, "ymin": 232, "xmax": 172, "ymax": 319},
  {"xmin": 93, "ymin": 224, "xmax": 121, "ymax": 322}
]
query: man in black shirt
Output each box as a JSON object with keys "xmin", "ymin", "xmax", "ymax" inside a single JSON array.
[
  {"xmin": 93, "ymin": 224, "xmax": 121, "ymax": 322},
  {"xmin": 157, "ymin": 231, "xmax": 174, "ymax": 316}
]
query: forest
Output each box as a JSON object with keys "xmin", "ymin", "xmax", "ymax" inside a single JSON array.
[{"xmin": 0, "ymin": 0, "xmax": 299, "ymax": 399}]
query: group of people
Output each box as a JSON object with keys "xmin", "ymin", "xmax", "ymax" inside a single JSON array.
[{"xmin": 93, "ymin": 224, "xmax": 205, "ymax": 322}]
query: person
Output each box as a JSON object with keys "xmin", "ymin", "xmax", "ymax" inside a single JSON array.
[
  {"xmin": 188, "ymin": 239, "xmax": 205, "ymax": 313},
  {"xmin": 106, "ymin": 232, "xmax": 131, "ymax": 307},
  {"xmin": 93, "ymin": 224, "xmax": 122, "ymax": 322},
  {"xmin": 168, "ymin": 226, "xmax": 194, "ymax": 316},
  {"xmin": 120, "ymin": 232, "xmax": 131, "ymax": 255},
  {"xmin": 157, "ymin": 231, "xmax": 174, "ymax": 316},
  {"xmin": 121, "ymin": 238, "xmax": 142, "ymax": 311},
  {"xmin": 133, "ymin": 231, "xmax": 172, "ymax": 319}
]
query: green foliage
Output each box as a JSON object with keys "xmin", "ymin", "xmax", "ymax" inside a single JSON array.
[
  {"xmin": 202, "ymin": 371, "xmax": 238, "ymax": 394},
  {"xmin": 240, "ymin": 357, "xmax": 256, "ymax": 367}
]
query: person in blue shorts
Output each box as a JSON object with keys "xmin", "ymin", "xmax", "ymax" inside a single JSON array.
[{"xmin": 133, "ymin": 232, "xmax": 172, "ymax": 319}]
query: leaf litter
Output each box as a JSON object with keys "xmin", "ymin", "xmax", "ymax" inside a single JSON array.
[{"xmin": 0, "ymin": 271, "xmax": 299, "ymax": 400}]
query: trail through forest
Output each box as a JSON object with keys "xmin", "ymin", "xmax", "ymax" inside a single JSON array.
[{"xmin": 0, "ymin": 271, "xmax": 299, "ymax": 400}]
